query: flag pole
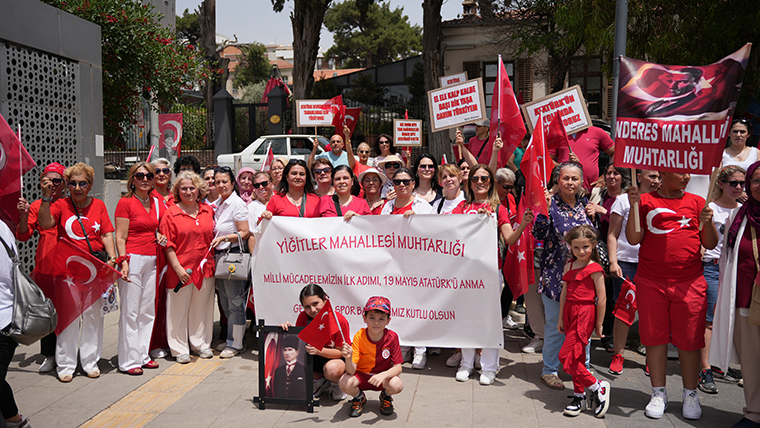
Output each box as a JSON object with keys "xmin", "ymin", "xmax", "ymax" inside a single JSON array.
[
  {"xmin": 328, "ymin": 298, "xmax": 347, "ymax": 344},
  {"xmin": 17, "ymin": 124, "xmax": 23, "ymax": 199},
  {"xmin": 630, "ymin": 168, "xmax": 641, "ymax": 232},
  {"xmin": 699, "ymin": 165, "xmax": 721, "ymax": 231}
]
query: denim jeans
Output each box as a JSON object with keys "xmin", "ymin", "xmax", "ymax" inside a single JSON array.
[
  {"xmin": 217, "ymin": 278, "xmax": 249, "ymax": 350},
  {"xmin": 1, "ymin": 327, "xmax": 19, "ymax": 420},
  {"xmin": 703, "ymin": 261, "xmax": 720, "ymax": 323},
  {"xmin": 541, "ymin": 293, "xmax": 564, "ymax": 376}
]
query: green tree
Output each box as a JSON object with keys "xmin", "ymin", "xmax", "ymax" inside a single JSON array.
[
  {"xmin": 323, "ymin": 0, "xmax": 422, "ymax": 69},
  {"xmin": 406, "ymin": 60, "xmax": 426, "ymax": 105},
  {"xmin": 233, "ymin": 42, "xmax": 271, "ymax": 88},
  {"xmin": 346, "ymin": 73, "xmax": 387, "ymax": 105},
  {"xmin": 41, "ymin": 0, "xmax": 217, "ymax": 147},
  {"xmin": 310, "ymin": 77, "xmax": 341, "ymax": 99},
  {"xmin": 176, "ymin": 8, "xmax": 201, "ymax": 47}
]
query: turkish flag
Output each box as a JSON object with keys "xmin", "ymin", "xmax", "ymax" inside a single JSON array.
[
  {"xmin": 0, "ymin": 114, "xmax": 37, "ymax": 230},
  {"xmin": 325, "ymin": 95, "xmax": 346, "ymax": 128},
  {"xmin": 298, "ymin": 299, "xmax": 342, "ymax": 350},
  {"xmin": 520, "ymin": 114, "xmax": 551, "ymax": 217},
  {"xmin": 545, "ymin": 111, "xmax": 570, "ymax": 151},
  {"xmin": 32, "ymin": 239, "xmax": 120, "ymax": 334},
  {"xmin": 344, "ymin": 107, "xmax": 362, "ymax": 138},
  {"xmin": 489, "ymin": 54, "xmax": 527, "ymax": 162},
  {"xmin": 158, "ymin": 113, "xmax": 183, "ymax": 158},
  {"xmin": 503, "ymin": 196, "xmax": 534, "ymax": 298},
  {"xmin": 613, "ymin": 278, "xmax": 637, "ymax": 326},
  {"xmin": 260, "ymin": 142, "xmax": 274, "ymax": 172},
  {"xmin": 263, "ymin": 332, "xmax": 281, "ymax": 397}
]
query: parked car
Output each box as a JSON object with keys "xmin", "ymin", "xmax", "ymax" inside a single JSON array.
[{"xmin": 216, "ymin": 135, "xmax": 330, "ymax": 172}]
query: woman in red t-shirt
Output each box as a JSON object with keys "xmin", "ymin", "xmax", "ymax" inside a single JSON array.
[
  {"xmin": 451, "ymin": 164, "xmax": 534, "ymax": 385},
  {"xmin": 358, "ymin": 168, "xmax": 386, "ymax": 215},
  {"xmin": 115, "ymin": 162, "xmax": 169, "ymax": 375},
  {"xmin": 37, "ymin": 163, "xmax": 117, "ymax": 382},
  {"xmin": 262, "ymin": 159, "xmax": 321, "ymax": 219},
  {"xmin": 318, "ymin": 165, "xmax": 370, "ymax": 220},
  {"xmin": 160, "ymin": 171, "xmax": 216, "ymax": 364}
]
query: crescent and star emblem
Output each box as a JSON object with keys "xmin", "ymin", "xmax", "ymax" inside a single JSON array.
[
  {"xmin": 64, "ymin": 215, "xmax": 89, "ymax": 241},
  {"xmin": 66, "ymin": 255, "xmax": 97, "ymax": 284},
  {"xmin": 646, "ymin": 208, "xmax": 677, "ymax": 234},
  {"xmin": 164, "ymin": 120, "xmax": 182, "ymax": 148},
  {"xmin": 624, "ymin": 289, "xmax": 636, "ymax": 309},
  {"xmin": 0, "ymin": 143, "xmax": 6, "ymax": 171}
]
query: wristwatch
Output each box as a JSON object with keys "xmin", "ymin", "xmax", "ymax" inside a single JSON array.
[{"xmin": 41, "ymin": 195, "xmax": 53, "ymax": 202}]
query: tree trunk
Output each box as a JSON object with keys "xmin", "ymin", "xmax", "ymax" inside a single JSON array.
[
  {"xmin": 290, "ymin": 0, "xmax": 331, "ymax": 104},
  {"xmin": 199, "ymin": 0, "xmax": 217, "ymax": 148},
  {"xmin": 422, "ymin": 0, "xmax": 446, "ymax": 160}
]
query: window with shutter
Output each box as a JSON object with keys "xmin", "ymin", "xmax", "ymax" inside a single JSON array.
[
  {"xmin": 606, "ymin": 81, "xmax": 613, "ymax": 121},
  {"xmin": 517, "ymin": 58, "xmax": 533, "ymax": 102},
  {"xmin": 463, "ymin": 61, "xmax": 481, "ymax": 79}
]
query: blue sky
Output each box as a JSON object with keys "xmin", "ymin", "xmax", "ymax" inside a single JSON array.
[{"xmin": 175, "ymin": 0, "xmax": 464, "ymax": 52}]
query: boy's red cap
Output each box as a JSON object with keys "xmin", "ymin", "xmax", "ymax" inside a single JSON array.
[{"xmin": 364, "ymin": 296, "xmax": 391, "ymax": 315}]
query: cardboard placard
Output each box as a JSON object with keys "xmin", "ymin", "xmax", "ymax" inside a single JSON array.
[
  {"xmin": 393, "ymin": 119, "xmax": 423, "ymax": 146},
  {"xmin": 439, "ymin": 72, "xmax": 468, "ymax": 88},
  {"xmin": 520, "ymin": 85, "xmax": 591, "ymax": 135},
  {"xmin": 295, "ymin": 100, "xmax": 334, "ymax": 127},
  {"xmin": 427, "ymin": 78, "xmax": 486, "ymax": 133}
]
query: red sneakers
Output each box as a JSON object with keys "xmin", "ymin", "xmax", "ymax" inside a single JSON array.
[{"xmin": 608, "ymin": 354, "xmax": 624, "ymax": 375}]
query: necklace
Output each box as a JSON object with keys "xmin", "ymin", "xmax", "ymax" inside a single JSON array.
[{"xmin": 134, "ymin": 193, "xmax": 149, "ymax": 203}]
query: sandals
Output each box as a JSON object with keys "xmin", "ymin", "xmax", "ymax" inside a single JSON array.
[
  {"xmin": 58, "ymin": 374, "xmax": 73, "ymax": 383},
  {"xmin": 126, "ymin": 368, "xmax": 144, "ymax": 376},
  {"xmin": 142, "ymin": 360, "xmax": 159, "ymax": 369},
  {"xmin": 540, "ymin": 374, "xmax": 565, "ymax": 390}
]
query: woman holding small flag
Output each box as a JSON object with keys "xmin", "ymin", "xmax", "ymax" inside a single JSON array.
[
  {"xmin": 280, "ymin": 284, "xmax": 351, "ymax": 401},
  {"xmin": 160, "ymin": 171, "xmax": 216, "ymax": 363}
]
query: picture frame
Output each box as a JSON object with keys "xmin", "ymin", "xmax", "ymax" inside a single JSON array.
[{"xmin": 253, "ymin": 321, "xmax": 320, "ymax": 412}]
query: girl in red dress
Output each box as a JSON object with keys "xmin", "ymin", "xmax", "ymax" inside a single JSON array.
[{"xmin": 558, "ymin": 224, "xmax": 610, "ymax": 418}]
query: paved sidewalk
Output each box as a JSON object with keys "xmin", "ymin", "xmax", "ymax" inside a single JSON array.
[{"xmin": 6, "ymin": 309, "xmax": 746, "ymax": 427}]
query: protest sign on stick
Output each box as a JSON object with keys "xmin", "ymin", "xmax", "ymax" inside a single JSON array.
[
  {"xmin": 521, "ymin": 85, "xmax": 591, "ymax": 135},
  {"xmin": 439, "ymin": 72, "xmax": 468, "ymax": 88},
  {"xmin": 427, "ymin": 78, "xmax": 486, "ymax": 132},
  {"xmin": 296, "ymin": 100, "xmax": 334, "ymax": 127},
  {"xmin": 394, "ymin": 119, "xmax": 422, "ymax": 147}
]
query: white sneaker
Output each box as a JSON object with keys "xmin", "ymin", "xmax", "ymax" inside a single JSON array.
[
  {"xmin": 150, "ymin": 348, "xmax": 168, "ymax": 359},
  {"xmin": 522, "ymin": 337, "xmax": 543, "ymax": 353},
  {"xmin": 455, "ymin": 367, "xmax": 472, "ymax": 382},
  {"xmin": 329, "ymin": 382, "xmax": 347, "ymax": 401},
  {"xmin": 412, "ymin": 352, "xmax": 427, "ymax": 369},
  {"xmin": 474, "ymin": 353, "xmax": 482, "ymax": 369},
  {"xmin": 215, "ymin": 341, "xmax": 228, "ymax": 352},
  {"xmin": 645, "ymin": 389, "xmax": 668, "ymax": 419},
  {"xmin": 682, "ymin": 390, "xmax": 702, "ymax": 420},
  {"xmin": 219, "ymin": 347, "xmax": 241, "ymax": 359},
  {"xmin": 39, "ymin": 356, "xmax": 55, "ymax": 373},
  {"xmin": 313, "ymin": 376, "xmax": 329, "ymax": 399},
  {"xmin": 502, "ymin": 315, "xmax": 520, "ymax": 329},
  {"xmin": 479, "ymin": 370, "xmax": 496, "ymax": 385},
  {"xmin": 446, "ymin": 351, "xmax": 462, "ymax": 367}
]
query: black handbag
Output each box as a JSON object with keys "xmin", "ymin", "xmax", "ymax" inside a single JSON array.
[
  {"xmin": 71, "ymin": 197, "xmax": 108, "ymax": 262},
  {"xmin": 0, "ymin": 235, "xmax": 57, "ymax": 345}
]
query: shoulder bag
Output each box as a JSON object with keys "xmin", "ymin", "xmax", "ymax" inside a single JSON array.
[
  {"xmin": 0, "ymin": 235, "xmax": 57, "ymax": 345},
  {"xmin": 71, "ymin": 197, "xmax": 108, "ymax": 262},
  {"xmin": 215, "ymin": 232, "xmax": 251, "ymax": 281}
]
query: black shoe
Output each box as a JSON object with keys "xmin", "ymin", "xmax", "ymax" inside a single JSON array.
[
  {"xmin": 348, "ymin": 392, "xmax": 366, "ymax": 417},
  {"xmin": 733, "ymin": 417, "xmax": 760, "ymax": 428},
  {"xmin": 523, "ymin": 322, "xmax": 535, "ymax": 339},
  {"xmin": 563, "ymin": 395, "xmax": 588, "ymax": 417},
  {"xmin": 379, "ymin": 390, "xmax": 394, "ymax": 416},
  {"xmin": 592, "ymin": 380, "xmax": 611, "ymax": 418},
  {"xmin": 698, "ymin": 368, "xmax": 718, "ymax": 394}
]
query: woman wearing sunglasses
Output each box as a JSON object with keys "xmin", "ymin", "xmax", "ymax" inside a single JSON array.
[
  {"xmin": 349, "ymin": 142, "xmax": 372, "ymax": 176},
  {"xmin": 262, "ymin": 159, "xmax": 322, "ymax": 219},
  {"xmin": 451, "ymin": 164, "xmax": 534, "ymax": 385},
  {"xmin": 312, "ymin": 158, "xmax": 335, "ymax": 197},
  {"xmin": 358, "ymin": 168, "xmax": 386, "ymax": 215},
  {"xmin": 38, "ymin": 163, "xmax": 118, "ymax": 382},
  {"xmin": 412, "ymin": 154, "xmax": 442, "ymax": 205},
  {"xmin": 150, "ymin": 158, "xmax": 174, "ymax": 205},
  {"xmin": 248, "ymin": 172, "xmax": 274, "ymax": 238},
  {"xmin": 114, "ymin": 162, "xmax": 169, "ymax": 375},
  {"xmin": 318, "ymin": 165, "xmax": 370, "ymax": 220},
  {"xmin": 380, "ymin": 168, "xmax": 433, "ymax": 216},
  {"xmin": 16, "ymin": 162, "xmax": 67, "ymax": 374},
  {"xmin": 372, "ymin": 134, "xmax": 404, "ymax": 169}
]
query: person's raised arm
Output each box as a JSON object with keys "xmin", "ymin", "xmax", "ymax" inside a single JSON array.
[
  {"xmin": 500, "ymin": 209, "xmax": 534, "ymax": 245},
  {"xmin": 343, "ymin": 126, "xmax": 357, "ymax": 168},
  {"xmin": 455, "ymin": 128, "xmax": 479, "ymax": 168},
  {"xmin": 37, "ymin": 177, "xmax": 56, "ymax": 229},
  {"xmin": 488, "ymin": 136, "xmax": 502, "ymax": 172},
  {"xmin": 16, "ymin": 198, "xmax": 32, "ymax": 240},
  {"xmin": 625, "ymin": 186, "xmax": 644, "ymax": 245},
  {"xmin": 307, "ymin": 137, "xmax": 319, "ymax": 170}
]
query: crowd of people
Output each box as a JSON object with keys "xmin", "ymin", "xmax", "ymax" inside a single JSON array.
[{"xmin": 0, "ymin": 118, "xmax": 757, "ymax": 427}]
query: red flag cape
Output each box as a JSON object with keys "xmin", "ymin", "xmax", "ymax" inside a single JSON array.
[
  {"xmin": 298, "ymin": 299, "xmax": 342, "ymax": 350},
  {"xmin": 32, "ymin": 239, "xmax": 120, "ymax": 334},
  {"xmin": 260, "ymin": 143, "xmax": 274, "ymax": 172},
  {"xmin": 546, "ymin": 110, "xmax": 570, "ymax": 151},
  {"xmin": 489, "ymin": 55, "xmax": 527, "ymax": 162},
  {"xmin": 520, "ymin": 114, "xmax": 551, "ymax": 217},
  {"xmin": 344, "ymin": 107, "xmax": 362, "ymax": 138},
  {"xmin": 325, "ymin": 95, "xmax": 346, "ymax": 128},
  {"xmin": 0, "ymin": 114, "xmax": 37, "ymax": 230},
  {"xmin": 613, "ymin": 277, "xmax": 637, "ymax": 326},
  {"xmin": 503, "ymin": 196, "xmax": 534, "ymax": 298},
  {"xmin": 261, "ymin": 77, "xmax": 291, "ymax": 103}
]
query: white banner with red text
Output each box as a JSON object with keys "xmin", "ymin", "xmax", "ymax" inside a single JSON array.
[
  {"xmin": 614, "ymin": 44, "xmax": 752, "ymax": 174},
  {"xmin": 252, "ymin": 214, "xmax": 503, "ymax": 349}
]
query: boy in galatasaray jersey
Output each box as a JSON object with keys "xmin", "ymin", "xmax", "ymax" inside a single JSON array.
[{"xmin": 340, "ymin": 296, "xmax": 403, "ymax": 418}]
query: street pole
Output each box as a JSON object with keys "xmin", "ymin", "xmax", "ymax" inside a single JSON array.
[{"xmin": 610, "ymin": 0, "xmax": 628, "ymax": 137}]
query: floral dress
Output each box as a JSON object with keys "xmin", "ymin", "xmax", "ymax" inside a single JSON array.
[{"xmin": 532, "ymin": 193, "xmax": 593, "ymax": 301}]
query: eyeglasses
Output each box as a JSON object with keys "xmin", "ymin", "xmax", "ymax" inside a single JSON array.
[
  {"xmin": 393, "ymin": 179, "xmax": 412, "ymax": 186},
  {"xmin": 215, "ymin": 166, "xmax": 232, "ymax": 173},
  {"xmin": 156, "ymin": 168, "xmax": 171, "ymax": 175},
  {"xmin": 418, "ymin": 164, "xmax": 435, "ymax": 170},
  {"xmin": 51, "ymin": 178, "xmax": 63, "ymax": 186},
  {"xmin": 358, "ymin": 150, "xmax": 371, "ymax": 154},
  {"xmin": 134, "ymin": 172, "xmax": 155, "ymax": 181},
  {"xmin": 502, "ymin": 184, "xmax": 514, "ymax": 190},
  {"xmin": 378, "ymin": 140, "xmax": 390, "ymax": 145},
  {"xmin": 722, "ymin": 180, "xmax": 746, "ymax": 188},
  {"xmin": 330, "ymin": 140, "xmax": 342, "ymax": 144},
  {"xmin": 68, "ymin": 180, "xmax": 90, "ymax": 189},
  {"xmin": 384, "ymin": 162, "xmax": 401, "ymax": 169},
  {"xmin": 472, "ymin": 176, "xmax": 491, "ymax": 183},
  {"xmin": 253, "ymin": 180, "xmax": 270, "ymax": 189},
  {"xmin": 179, "ymin": 167, "xmax": 194, "ymax": 172},
  {"xmin": 314, "ymin": 168, "xmax": 331, "ymax": 175}
]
